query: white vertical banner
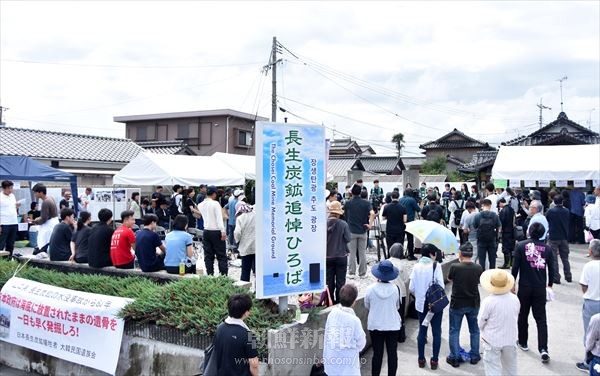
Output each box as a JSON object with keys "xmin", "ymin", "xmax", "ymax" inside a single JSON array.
[
  {"xmin": 574, "ymin": 180, "xmax": 586, "ymax": 188},
  {"xmin": 0, "ymin": 277, "xmax": 130, "ymax": 375},
  {"xmin": 255, "ymin": 122, "xmax": 327, "ymax": 299}
]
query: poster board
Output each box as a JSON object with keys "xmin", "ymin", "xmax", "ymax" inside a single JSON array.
[
  {"xmin": 0, "ymin": 277, "xmax": 131, "ymax": 375},
  {"xmin": 255, "ymin": 122, "xmax": 326, "ymax": 299}
]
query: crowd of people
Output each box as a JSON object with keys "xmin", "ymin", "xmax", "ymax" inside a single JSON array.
[
  {"xmin": 2, "ymin": 178, "xmax": 600, "ymax": 376},
  {"xmin": 321, "ymin": 179, "xmax": 600, "ymax": 375},
  {"xmin": 0, "ymin": 181, "xmax": 257, "ymax": 282}
]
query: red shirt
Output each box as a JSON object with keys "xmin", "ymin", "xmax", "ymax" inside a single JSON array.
[{"xmin": 110, "ymin": 226, "xmax": 135, "ymax": 266}]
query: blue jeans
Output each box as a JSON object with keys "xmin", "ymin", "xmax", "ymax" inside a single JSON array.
[
  {"xmin": 418, "ymin": 309, "xmax": 443, "ymax": 361},
  {"xmin": 591, "ymin": 356, "xmax": 600, "ymax": 376},
  {"xmin": 583, "ymin": 299, "xmax": 600, "ymax": 362},
  {"xmin": 449, "ymin": 306, "xmax": 480, "ymax": 360}
]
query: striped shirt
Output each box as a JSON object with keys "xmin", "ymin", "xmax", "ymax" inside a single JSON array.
[{"xmin": 478, "ymin": 292, "xmax": 520, "ymax": 348}]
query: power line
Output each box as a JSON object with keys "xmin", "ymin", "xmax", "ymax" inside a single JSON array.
[
  {"xmin": 1, "ymin": 58, "xmax": 264, "ymax": 69},
  {"xmin": 279, "ymin": 46, "xmax": 536, "ymax": 123}
]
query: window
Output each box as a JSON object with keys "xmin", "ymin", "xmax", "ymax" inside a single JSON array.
[
  {"xmin": 136, "ymin": 126, "xmax": 147, "ymax": 141},
  {"xmin": 177, "ymin": 124, "xmax": 189, "ymax": 139},
  {"xmin": 200, "ymin": 122, "xmax": 212, "ymax": 145},
  {"xmin": 157, "ymin": 124, "xmax": 168, "ymax": 140},
  {"xmin": 237, "ymin": 129, "xmax": 252, "ymax": 147}
]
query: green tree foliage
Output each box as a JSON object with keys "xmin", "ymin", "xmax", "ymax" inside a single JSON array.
[{"xmin": 420, "ymin": 156, "xmax": 447, "ymax": 175}]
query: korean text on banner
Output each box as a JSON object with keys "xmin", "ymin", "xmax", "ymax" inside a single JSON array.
[
  {"xmin": 255, "ymin": 122, "xmax": 326, "ymax": 299},
  {"xmin": 509, "ymin": 180, "xmax": 521, "ymax": 188},
  {"xmin": 0, "ymin": 277, "xmax": 131, "ymax": 375},
  {"xmin": 574, "ymin": 180, "xmax": 586, "ymax": 188},
  {"xmin": 538, "ymin": 180, "xmax": 550, "ymax": 187},
  {"xmin": 556, "ymin": 180, "xmax": 568, "ymax": 187}
]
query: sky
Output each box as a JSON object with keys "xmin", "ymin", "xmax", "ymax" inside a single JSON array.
[{"xmin": 1, "ymin": 1, "xmax": 599, "ymax": 157}]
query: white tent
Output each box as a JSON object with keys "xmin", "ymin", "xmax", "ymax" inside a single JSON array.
[
  {"xmin": 113, "ymin": 152, "xmax": 245, "ymax": 186},
  {"xmin": 492, "ymin": 144, "xmax": 600, "ymax": 181},
  {"xmin": 212, "ymin": 152, "xmax": 256, "ymax": 180}
]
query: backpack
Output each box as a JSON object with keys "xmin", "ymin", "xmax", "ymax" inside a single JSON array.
[
  {"xmin": 169, "ymin": 194, "xmax": 182, "ymax": 219},
  {"xmin": 453, "ymin": 200, "xmax": 465, "ymax": 226},
  {"xmin": 425, "ymin": 262, "xmax": 448, "ymax": 314},
  {"xmin": 477, "ymin": 213, "xmax": 497, "ymax": 242}
]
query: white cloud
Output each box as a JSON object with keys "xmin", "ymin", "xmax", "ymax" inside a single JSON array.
[{"xmin": 1, "ymin": 1, "xmax": 598, "ymax": 156}]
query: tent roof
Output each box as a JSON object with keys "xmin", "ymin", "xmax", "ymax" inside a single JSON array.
[
  {"xmin": 491, "ymin": 145, "xmax": 600, "ymax": 181},
  {"xmin": 0, "ymin": 155, "xmax": 76, "ymax": 182},
  {"xmin": 113, "ymin": 152, "xmax": 245, "ymax": 186},
  {"xmin": 211, "ymin": 152, "xmax": 256, "ymax": 180}
]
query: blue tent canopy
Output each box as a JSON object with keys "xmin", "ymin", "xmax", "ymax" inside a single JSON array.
[{"xmin": 0, "ymin": 155, "xmax": 78, "ymax": 214}]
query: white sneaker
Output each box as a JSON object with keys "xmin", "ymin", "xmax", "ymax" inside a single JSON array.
[
  {"xmin": 517, "ymin": 342, "xmax": 529, "ymax": 351},
  {"xmin": 347, "ymin": 274, "xmax": 356, "ymax": 279},
  {"xmin": 359, "ymin": 275, "xmax": 368, "ymax": 280}
]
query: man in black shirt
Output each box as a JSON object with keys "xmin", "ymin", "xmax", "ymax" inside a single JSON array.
[
  {"xmin": 473, "ymin": 199, "xmax": 502, "ymax": 270},
  {"xmin": 88, "ymin": 208, "xmax": 114, "ymax": 268},
  {"xmin": 135, "ymin": 214, "xmax": 166, "ymax": 272},
  {"xmin": 49, "ymin": 208, "xmax": 75, "ymax": 261},
  {"xmin": 344, "ymin": 184, "xmax": 374, "ymax": 278},
  {"xmin": 446, "ymin": 242, "xmax": 483, "ymax": 367},
  {"xmin": 545, "ymin": 195, "xmax": 571, "ymax": 284},
  {"xmin": 382, "ymin": 191, "xmax": 407, "ymax": 257},
  {"xmin": 212, "ymin": 294, "xmax": 259, "ymax": 376},
  {"xmin": 512, "ymin": 222, "xmax": 555, "ymax": 363},
  {"xmin": 421, "ymin": 194, "xmax": 444, "ymax": 224}
]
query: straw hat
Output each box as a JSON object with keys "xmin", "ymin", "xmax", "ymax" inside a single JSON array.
[
  {"xmin": 329, "ymin": 201, "xmax": 344, "ymax": 216},
  {"xmin": 480, "ymin": 269, "xmax": 515, "ymax": 295}
]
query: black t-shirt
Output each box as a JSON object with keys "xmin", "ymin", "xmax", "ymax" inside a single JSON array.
[
  {"xmin": 183, "ymin": 197, "xmax": 197, "ymax": 228},
  {"xmin": 135, "ymin": 229, "xmax": 164, "ymax": 272},
  {"xmin": 421, "ymin": 203, "xmax": 444, "ymax": 223},
  {"xmin": 512, "ymin": 239, "xmax": 555, "ymax": 288},
  {"xmin": 214, "ymin": 323, "xmax": 258, "ymax": 376},
  {"xmin": 87, "ymin": 223, "xmax": 114, "ymax": 268},
  {"xmin": 71, "ymin": 225, "xmax": 92, "ymax": 262},
  {"xmin": 448, "ymin": 262, "xmax": 483, "ymax": 308},
  {"xmin": 49, "ymin": 222, "xmax": 73, "ymax": 261},
  {"xmin": 382, "ymin": 202, "xmax": 406, "ymax": 235},
  {"xmin": 344, "ymin": 197, "xmax": 373, "ymax": 234},
  {"xmin": 59, "ymin": 199, "xmax": 73, "ymax": 210}
]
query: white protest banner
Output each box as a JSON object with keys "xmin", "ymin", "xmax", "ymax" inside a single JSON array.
[
  {"xmin": 556, "ymin": 180, "xmax": 568, "ymax": 187},
  {"xmin": 594, "ymin": 180, "xmax": 599, "ymax": 187},
  {"xmin": 523, "ymin": 180, "xmax": 536, "ymax": 188},
  {"xmin": 0, "ymin": 277, "xmax": 131, "ymax": 375},
  {"xmin": 255, "ymin": 122, "xmax": 326, "ymax": 299},
  {"xmin": 538, "ymin": 180, "xmax": 550, "ymax": 187},
  {"xmin": 509, "ymin": 180, "xmax": 521, "ymax": 188},
  {"xmin": 574, "ymin": 180, "xmax": 586, "ymax": 188}
]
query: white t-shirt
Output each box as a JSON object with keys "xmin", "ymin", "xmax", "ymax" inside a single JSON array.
[
  {"xmin": 0, "ymin": 192, "xmax": 18, "ymax": 225},
  {"xmin": 487, "ymin": 193, "xmax": 499, "ymax": 214},
  {"xmin": 580, "ymin": 260, "xmax": 600, "ymax": 301}
]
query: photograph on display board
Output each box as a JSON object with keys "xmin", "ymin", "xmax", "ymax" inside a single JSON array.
[{"xmin": 0, "ymin": 307, "xmax": 10, "ymax": 338}]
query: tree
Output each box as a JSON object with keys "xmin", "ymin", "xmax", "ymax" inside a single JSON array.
[
  {"xmin": 391, "ymin": 133, "xmax": 405, "ymax": 157},
  {"xmin": 420, "ymin": 156, "xmax": 446, "ymax": 175}
]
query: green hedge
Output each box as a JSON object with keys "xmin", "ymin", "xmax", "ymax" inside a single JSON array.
[{"xmin": 0, "ymin": 259, "xmax": 293, "ymax": 348}]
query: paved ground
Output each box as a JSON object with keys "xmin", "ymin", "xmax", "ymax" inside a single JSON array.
[{"xmin": 359, "ymin": 243, "xmax": 590, "ymax": 376}]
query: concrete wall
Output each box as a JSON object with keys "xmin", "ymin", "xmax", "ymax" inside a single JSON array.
[{"xmin": 0, "ymin": 334, "xmax": 203, "ymax": 376}]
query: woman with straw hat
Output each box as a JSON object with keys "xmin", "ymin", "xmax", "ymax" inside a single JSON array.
[{"xmin": 478, "ymin": 269, "xmax": 520, "ymax": 376}]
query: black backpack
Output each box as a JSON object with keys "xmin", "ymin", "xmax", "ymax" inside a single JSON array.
[
  {"xmin": 453, "ymin": 200, "xmax": 465, "ymax": 226},
  {"xmin": 169, "ymin": 194, "xmax": 181, "ymax": 219},
  {"xmin": 477, "ymin": 213, "xmax": 497, "ymax": 242}
]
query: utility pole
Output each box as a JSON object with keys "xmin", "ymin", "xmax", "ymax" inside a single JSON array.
[
  {"xmin": 536, "ymin": 98, "xmax": 551, "ymax": 129},
  {"xmin": 557, "ymin": 76, "xmax": 568, "ymax": 112},
  {"xmin": 271, "ymin": 36, "xmax": 277, "ymax": 122}
]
